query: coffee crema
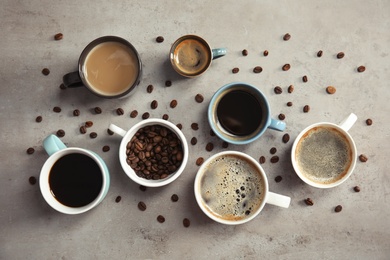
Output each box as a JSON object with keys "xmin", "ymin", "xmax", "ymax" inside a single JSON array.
[
  {"xmin": 199, "ymin": 154, "xmax": 265, "ymax": 221},
  {"xmin": 295, "ymin": 126, "xmax": 352, "ymax": 184},
  {"xmin": 84, "ymin": 41, "xmax": 139, "ymax": 96}
]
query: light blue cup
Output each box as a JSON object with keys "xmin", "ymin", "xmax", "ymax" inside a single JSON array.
[
  {"xmin": 208, "ymin": 82, "xmax": 286, "ymax": 145},
  {"xmin": 39, "ymin": 134, "xmax": 110, "ymax": 214}
]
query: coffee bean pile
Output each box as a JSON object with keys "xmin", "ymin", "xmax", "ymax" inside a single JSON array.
[{"xmin": 125, "ymin": 125, "xmax": 184, "ymax": 180}]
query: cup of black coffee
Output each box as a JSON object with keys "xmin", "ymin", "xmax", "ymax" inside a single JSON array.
[
  {"xmin": 39, "ymin": 135, "xmax": 110, "ymax": 214},
  {"xmin": 208, "ymin": 82, "xmax": 286, "ymax": 145}
]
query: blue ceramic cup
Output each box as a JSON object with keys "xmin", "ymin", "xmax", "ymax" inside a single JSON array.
[
  {"xmin": 39, "ymin": 135, "xmax": 110, "ymax": 214},
  {"xmin": 208, "ymin": 82, "xmax": 286, "ymax": 145}
]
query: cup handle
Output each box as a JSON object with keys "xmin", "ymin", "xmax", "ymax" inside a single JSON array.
[
  {"xmin": 63, "ymin": 71, "xmax": 84, "ymax": 88},
  {"xmin": 211, "ymin": 48, "xmax": 227, "ymax": 60},
  {"xmin": 339, "ymin": 113, "xmax": 357, "ymax": 132},
  {"xmin": 109, "ymin": 124, "xmax": 127, "ymax": 137},
  {"xmin": 266, "ymin": 192, "xmax": 291, "ymax": 208},
  {"xmin": 43, "ymin": 134, "xmax": 67, "ymax": 156},
  {"xmin": 268, "ymin": 118, "xmax": 286, "ymax": 132}
]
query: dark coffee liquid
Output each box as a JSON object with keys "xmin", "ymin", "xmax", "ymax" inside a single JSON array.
[
  {"xmin": 49, "ymin": 153, "xmax": 103, "ymax": 207},
  {"xmin": 217, "ymin": 90, "xmax": 263, "ymax": 136}
]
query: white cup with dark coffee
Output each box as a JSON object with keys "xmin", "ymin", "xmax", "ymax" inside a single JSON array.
[
  {"xmin": 194, "ymin": 151, "xmax": 291, "ymax": 225},
  {"xmin": 291, "ymin": 113, "xmax": 358, "ymax": 188}
]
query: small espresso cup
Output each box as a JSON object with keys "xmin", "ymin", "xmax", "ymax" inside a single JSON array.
[
  {"xmin": 194, "ymin": 151, "xmax": 291, "ymax": 225},
  {"xmin": 291, "ymin": 113, "xmax": 358, "ymax": 188},
  {"xmin": 208, "ymin": 82, "xmax": 286, "ymax": 145},
  {"xmin": 39, "ymin": 135, "xmax": 110, "ymax": 214},
  {"xmin": 63, "ymin": 36, "xmax": 142, "ymax": 98},
  {"xmin": 169, "ymin": 35, "xmax": 226, "ymax": 77}
]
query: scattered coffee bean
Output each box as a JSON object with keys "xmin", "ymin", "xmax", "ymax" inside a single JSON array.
[
  {"xmin": 156, "ymin": 36, "xmax": 164, "ymax": 43},
  {"xmin": 165, "ymin": 80, "xmax": 172, "ymax": 87},
  {"xmin": 232, "ymin": 67, "xmax": 239, "ymax": 74},
  {"xmin": 303, "ymin": 105, "xmax": 310, "ymax": 113},
  {"xmin": 210, "ymin": 129, "xmax": 216, "ymax": 136},
  {"xmin": 73, "ymin": 109, "xmax": 80, "ymax": 116},
  {"xmin": 336, "ymin": 52, "xmax": 345, "ymax": 59},
  {"xmin": 302, "ymin": 75, "xmax": 308, "ymax": 82},
  {"xmin": 171, "ymin": 194, "xmax": 179, "ymax": 202},
  {"xmin": 139, "ymin": 185, "xmax": 147, "ymax": 192},
  {"xmin": 146, "ymin": 84, "xmax": 154, "ymax": 93},
  {"xmin": 191, "ymin": 137, "xmax": 197, "ymax": 145},
  {"xmin": 366, "ymin": 119, "xmax": 373, "ymax": 126},
  {"xmin": 242, "ymin": 49, "xmax": 248, "ymax": 56},
  {"xmin": 287, "ymin": 101, "xmax": 293, "ymax": 107},
  {"xmin": 35, "ymin": 116, "xmax": 42, "ymax": 123},
  {"xmin": 270, "ymin": 156, "xmax": 279, "ymax": 163},
  {"xmin": 253, "ymin": 66, "xmax": 263, "ymax": 73},
  {"xmin": 85, "ymin": 121, "xmax": 93, "ymax": 128},
  {"xmin": 162, "ymin": 114, "xmax": 169, "ymax": 120},
  {"xmin": 357, "ymin": 66, "xmax": 366, "ymax": 73},
  {"xmin": 282, "ymin": 64, "xmax": 291, "ymax": 71},
  {"xmin": 206, "ymin": 142, "xmax": 214, "ymax": 152},
  {"xmin": 142, "ymin": 112, "xmax": 150, "ymax": 119},
  {"xmin": 59, "ymin": 83, "xmax": 66, "ymax": 90},
  {"xmin": 278, "ymin": 114, "xmax": 286, "ymax": 120},
  {"xmin": 259, "ymin": 156, "xmax": 266, "ymax": 164},
  {"xmin": 282, "ymin": 133, "xmax": 290, "ymax": 143},
  {"xmin": 170, "ymin": 99, "xmax": 178, "ymax": 108},
  {"xmin": 107, "ymin": 128, "xmax": 114, "ymax": 135},
  {"xmin": 195, "ymin": 94, "xmax": 204, "ymax": 103},
  {"xmin": 56, "ymin": 129, "xmax": 65, "ymax": 137},
  {"xmin": 94, "ymin": 107, "xmax": 102, "ymax": 114},
  {"xmin": 191, "ymin": 123, "xmax": 199, "ymax": 130},
  {"xmin": 130, "ymin": 110, "xmax": 138, "ymax": 118},
  {"xmin": 326, "ymin": 86, "xmax": 336, "ymax": 94},
  {"xmin": 196, "ymin": 157, "xmax": 204, "ymax": 166},
  {"xmin": 222, "ymin": 141, "xmax": 229, "ymax": 148},
  {"xmin": 335, "ymin": 205, "xmax": 343, "ymax": 212},
  {"xmin": 274, "ymin": 86, "xmax": 283, "ymax": 94},
  {"xmin": 270, "ymin": 147, "xmax": 277, "ymax": 154},
  {"xmin": 283, "ymin": 33, "xmax": 291, "ymax": 41},
  {"xmin": 102, "ymin": 145, "xmax": 110, "ymax": 152},
  {"xmin": 176, "ymin": 123, "xmax": 183, "ymax": 130},
  {"xmin": 115, "ymin": 196, "xmax": 121, "ymax": 203},
  {"xmin": 54, "ymin": 33, "xmax": 63, "ymax": 41},
  {"xmin": 183, "ymin": 218, "xmax": 191, "ymax": 228},
  {"xmin": 27, "ymin": 147, "xmax": 35, "ymax": 155},
  {"xmin": 138, "ymin": 201, "xmax": 147, "ymax": 211},
  {"xmin": 359, "ymin": 154, "xmax": 368, "ymax": 162},
  {"xmin": 157, "ymin": 215, "xmax": 165, "ymax": 223},
  {"xmin": 53, "ymin": 106, "xmax": 61, "ymax": 113},
  {"xmin": 317, "ymin": 50, "xmax": 323, "ymax": 57},
  {"xmin": 29, "ymin": 176, "xmax": 37, "ymax": 185},
  {"xmin": 116, "ymin": 108, "xmax": 124, "ymax": 115},
  {"xmin": 79, "ymin": 126, "xmax": 87, "ymax": 134},
  {"xmin": 354, "ymin": 186, "xmax": 361, "ymax": 192},
  {"xmin": 90, "ymin": 132, "xmax": 97, "ymax": 139},
  {"xmin": 151, "ymin": 100, "xmax": 158, "ymax": 109},
  {"xmin": 288, "ymin": 85, "xmax": 294, "ymax": 93},
  {"xmin": 42, "ymin": 68, "xmax": 50, "ymax": 75},
  {"xmin": 263, "ymin": 50, "xmax": 269, "ymax": 56},
  {"xmin": 304, "ymin": 198, "xmax": 314, "ymax": 206},
  {"xmin": 274, "ymin": 176, "xmax": 282, "ymax": 183}
]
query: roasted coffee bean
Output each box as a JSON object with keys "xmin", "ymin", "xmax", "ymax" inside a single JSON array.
[
  {"xmin": 263, "ymin": 50, "xmax": 269, "ymax": 56},
  {"xmin": 253, "ymin": 66, "xmax": 263, "ymax": 73},
  {"xmin": 54, "ymin": 33, "xmax": 63, "ymax": 41},
  {"xmin": 274, "ymin": 86, "xmax": 283, "ymax": 94},
  {"xmin": 303, "ymin": 105, "xmax": 310, "ymax": 113},
  {"xmin": 85, "ymin": 121, "xmax": 93, "ymax": 127},
  {"xmin": 354, "ymin": 186, "xmax": 361, "ymax": 192},
  {"xmin": 287, "ymin": 102, "xmax": 293, "ymax": 107},
  {"xmin": 282, "ymin": 64, "xmax": 291, "ymax": 71},
  {"xmin": 366, "ymin": 119, "xmax": 372, "ymax": 126},
  {"xmin": 359, "ymin": 154, "xmax": 368, "ymax": 162},
  {"xmin": 357, "ymin": 66, "xmax": 366, "ymax": 73},
  {"xmin": 90, "ymin": 132, "xmax": 97, "ymax": 139},
  {"xmin": 29, "ymin": 176, "xmax": 37, "ymax": 185},
  {"xmin": 304, "ymin": 198, "xmax": 314, "ymax": 206},
  {"xmin": 278, "ymin": 114, "xmax": 285, "ymax": 120},
  {"xmin": 317, "ymin": 50, "xmax": 323, "ymax": 57},
  {"xmin": 195, "ymin": 94, "xmax": 204, "ymax": 103},
  {"xmin": 210, "ymin": 129, "xmax": 216, "ymax": 136},
  {"xmin": 274, "ymin": 176, "xmax": 282, "ymax": 183},
  {"xmin": 102, "ymin": 145, "xmax": 110, "ymax": 152},
  {"xmin": 156, "ymin": 36, "xmax": 164, "ymax": 43},
  {"xmin": 165, "ymin": 80, "xmax": 172, "ymax": 87},
  {"xmin": 259, "ymin": 156, "xmax": 266, "ymax": 164},
  {"xmin": 139, "ymin": 185, "xmax": 147, "ymax": 192},
  {"xmin": 107, "ymin": 128, "xmax": 114, "ymax": 135},
  {"xmin": 191, "ymin": 137, "xmax": 197, "ymax": 145},
  {"xmin": 151, "ymin": 100, "xmax": 158, "ymax": 109},
  {"xmin": 222, "ymin": 141, "xmax": 229, "ymax": 148},
  {"xmin": 242, "ymin": 49, "xmax": 248, "ymax": 56},
  {"xmin": 283, "ymin": 33, "xmax": 291, "ymax": 41},
  {"xmin": 176, "ymin": 123, "xmax": 182, "ymax": 130},
  {"xmin": 53, "ymin": 106, "xmax": 61, "ymax": 113},
  {"xmin": 191, "ymin": 123, "xmax": 199, "ymax": 130},
  {"xmin": 302, "ymin": 75, "xmax": 308, "ymax": 82},
  {"xmin": 170, "ymin": 99, "xmax": 178, "ymax": 108},
  {"xmin": 157, "ymin": 215, "xmax": 165, "ymax": 223},
  {"xmin": 337, "ymin": 52, "xmax": 345, "ymax": 59},
  {"xmin": 27, "ymin": 147, "xmax": 35, "ymax": 154},
  {"xmin": 162, "ymin": 114, "xmax": 169, "ymax": 120},
  {"xmin": 73, "ymin": 109, "xmax": 80, "ymax": 116},
  {"xmin": 56, "ymin": 129, "xmax": 65, "ymax": 137},
  {"xmin": 79, "ymin": 126, "xmax": 87, "ymax": 134},
  {"xmin": 59, "ymin": 83, "xmax": 66, "ymax": 90},
  {"xmin": 206, "ymin": 142, "xmax": 214, "ymax": 152},
  {"xmin": 196, "ymin": 157, "xmax": 204, "ymax": 166},
  {"xmin": 94, "ymin": 107, "xmax": 102, "ymax": 114},
  {"xmin": 232, "ymin": 67, "xmax": 239, "ymax": 74},
  {"xmin": 171, "ymin": 194, "xmax": 179, "ymax": 202},
  {"xmin": 270, "ymin": 147, "xmax": 277, "ymax": 154},
  {"xmin": 282, "ymin": 133, "xmax": 290, "ymax": 143},
  {"xmin": 130, "ymin": 110, "xmax": 138, "ymax": 118},
  {"xmin": 335, "ymin": 205, "xmax": 343, "ymax": 212},
  {"xmin": 35, "ymin": 116, "xmax": 42, "ymax": 123},
  {"xmin": 115, "ymin": 196, "xmax": 121, "ymax": 203},
  {"xmin": 116, "ymin": 108, "xmax": 124, "ymax": 115},
  {"xmin": 326, "ymin": 86, "xmax": 336, "ymax": 94},
  {"xmin": 142, "ymin": 112, "xmax": 150, "ymax": 119},
  {"xmin": 288, "ymin": 85, "xmax": 294, "ymax": 93},
  {"xmin": 138, "ymin": 201, "xmax": 147, "ymax": 211},
  {"xmin": 270, "ymin": 156, "xmax": 279, "ymax": 163},
  {"xmin": 42, "ymin": 68, "xmax": 50, "ymax": 75},
  {"xmin": 183, "ymin": 218, "xmax": 191, "ymax": 228},
  {"xmin": 146, "ymin": 84, "xmax": 154, "ymax": 93}
]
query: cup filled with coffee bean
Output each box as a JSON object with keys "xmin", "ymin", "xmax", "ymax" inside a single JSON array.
[
  {"xmin": 109, "ymin": 119, "xmax": 189, "ymax": 187},
  {"xmin": 63, "ymin": 36, "xmax": 142, "ymax": 98},
  {"xmin": 39, "ymin": 135, "xmax": 110, "ymax": 214},
  {"xmin": 208, "ymin": 82, "xmax": 286, "ymax": 145},
  {"xmin": 169, "ymin": 34, "xmax": 227, "ymax": 77},
  {"xmin": 291, "ymin": 113, "xmax": 358, "ymax": 188},
  {"xmin": 194, "ymin": 151, "xmax": 291, "ymax": 225}
]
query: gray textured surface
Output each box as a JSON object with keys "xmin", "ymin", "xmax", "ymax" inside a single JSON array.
[{"xmin": 1, "ymin": 0, "xmax": 389, "ymax": 259}]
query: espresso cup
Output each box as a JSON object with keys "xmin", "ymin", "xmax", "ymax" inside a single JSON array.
[
  {"xmin": 39, "ymin": 135, "xmax": 110, "ymax": 214},
  {"xmin": 63, "ymin": 36, "xmax": 142, "ymax": 98},
  {"xmin": 169, "ymin": 35, "xmax": 226, "ymax": 77},
  {"xmin": 291, "ymin": 113, "xmax": 358, "ymax": 188},
  {"xmin": 194, "ymin": 151, "xmax": 290, "ymax": 225},
  {"xmin": 208, "ymin": 82, "xmax": 286, "ymax": 145}
]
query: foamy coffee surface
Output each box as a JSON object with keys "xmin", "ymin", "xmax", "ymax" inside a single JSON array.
[
  {"xmin": 199, "ymin": 154, "xmax": 264, "ymax": 221},
  {"xmin": 296, "ymin": 127, "xmax": 352, "ymax": 184},
  {"xmin": 173, "ymin": 39, "xmax": 210, "ymax": 75}
]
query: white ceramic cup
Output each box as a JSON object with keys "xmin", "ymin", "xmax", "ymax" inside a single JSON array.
[
  {"xmin": 39, "ymin": 135, "xmax": 110, "ymax": 214},
  {"xmin": 194, "ymin": 151, "xmax": 290, "ymax": 225},
  {"xmin": 109, "ymin": 119, "xmax": 189, "ymax": 187},
  {"xmin": 291, "ymin": 113, "xmax": 358, "ymax": 188}
]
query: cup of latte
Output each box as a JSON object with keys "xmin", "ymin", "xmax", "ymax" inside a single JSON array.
[
  {"xmin": 194, "ymin": 151, "xmax": 291, "ymax": 225},
  {"xmin": 291, "ymin": 113, "xmax": 358, "ymax": 188},
  {"xmin": 169, "ymin": 35, "xmax": 226, "ymax": 77},
  {"xmin": 63, "ymin": 36, "xmax": 142, "ymax": 98}
]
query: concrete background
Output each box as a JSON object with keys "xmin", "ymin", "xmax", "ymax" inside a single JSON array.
[{"xmin": 1, "ymin": 0, "xmax": 389, "ymax": 259}]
